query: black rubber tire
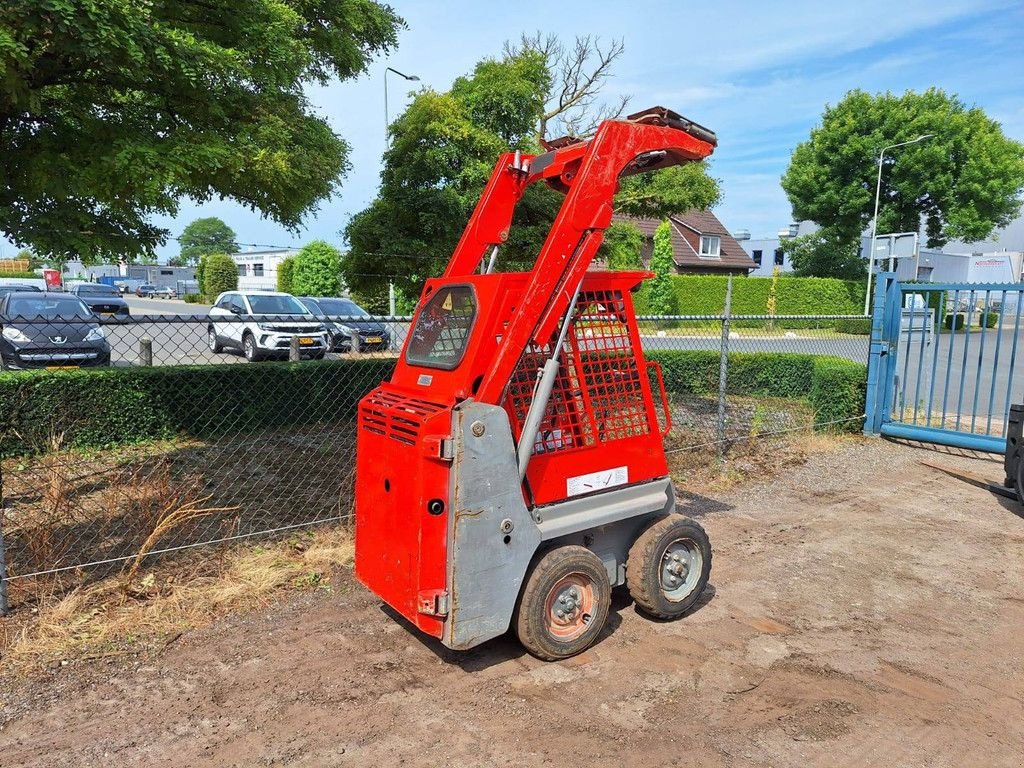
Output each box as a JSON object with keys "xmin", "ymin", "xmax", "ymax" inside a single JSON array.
[
  {"xmin": 242, "ymin": 333, "xmax": 261, "ymax": 362},
  {"xmin": 627, "ymin": 514, "xmax": 712, "ymax": 620},
  {"xmin": 207, "ymin": 327, "xmax": 223, "ymax": 353},
  {"xmin": 311, "ymin": 350, "xmax": 326, "ymax": 360},
  {"xmin": 514, "ymin": 545, "xmax": 611, "ymax": 661}
]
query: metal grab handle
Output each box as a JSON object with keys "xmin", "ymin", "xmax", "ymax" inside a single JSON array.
[{"xmin": 647, "ymin": 360, "xmax": 672, "ymax": 437}]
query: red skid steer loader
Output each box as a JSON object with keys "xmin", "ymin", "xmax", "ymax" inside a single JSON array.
[{"xmin": 355, "ymin": 107, "xmax": 716, "ymax": 660}]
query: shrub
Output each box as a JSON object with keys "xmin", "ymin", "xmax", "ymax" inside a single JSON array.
[
  {"xmin": 182, "ymin": 293, "xmax": 203, "ymax": 304},
  {"xmin": 834, "ymin": 318, "xmax": 872, "ymax": 335},
  {"xmin": 646, "ymin": 221, "xmax": 677, "ymax": 315},
  {"xmin": 0, "ymin": 359, "xmax": 397, "ymax": 456},
  {"xmin": 202, "ymin": 253, "xmax": 238, "ymax": 299},
  {"xmin": 944, "ymin": 313, "xmax": 966, "ymax": 330},
  {"xmin": 292, "ymin": 241, "xmax": 342, "ymax": 297},
  {"xmin": 983, "ymin": 310, "xmax": 1000, "ymax": 328},
  {"xmin": 648, "ymin": 349, "xmax": 865, "ymax": 432},
  {"xmin": 809, "ymin": 357, "xmax": 867, "ymax": 432},
  {"xmin": 277, "ymin": 255, "xmax": 297, "ymax": 294},
  {"xmin": 0, "ymin": 270, "xmax": 40, "ymax": 279},
  {"xmin": 635, "ymin": 274, "xmax": 862, "ymax": 320}
]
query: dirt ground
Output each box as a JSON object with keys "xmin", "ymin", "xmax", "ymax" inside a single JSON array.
[{"xmin": 1, "ymin": 437, "xmax": 1022, "ymax": 767}]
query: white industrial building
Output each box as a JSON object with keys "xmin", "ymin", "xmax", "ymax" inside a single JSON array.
[{"xmin": 231, "ymin": 248, "xmax": 300, "ymax": 291}]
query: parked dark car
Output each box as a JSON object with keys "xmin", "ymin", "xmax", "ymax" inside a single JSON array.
[
  {"xmin": 0, "ymin": 293, "xmax": 111, "ymax": 370},
  {"xmin": 70, "ymin": 283, "xmax": 131, "ymax": 321},
  {"xmin": 296, "ymin": 296, "xmax": 391, "ymax": 352},
  {"xmin": 0, "ymin": 283, "xmax": 44, "ymax": 297}
]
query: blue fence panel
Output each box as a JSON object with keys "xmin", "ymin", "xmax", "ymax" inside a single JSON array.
[{"xmin": 865, "ymin": 273, "xmax": 1024, "ymax": 453}]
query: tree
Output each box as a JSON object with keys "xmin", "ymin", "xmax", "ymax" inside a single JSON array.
[
  {"xmin": 780, "ymin": 229, "xmax": 866, "ymax": 279},
  {"xmin": 782, "ymin": 88, "xmax": 1024, "ymax": 252},
  {"xmin": 292, "ymin": 241, "xmax": 342, "ymax": 297},
  {"xmin": 600, "ymin": 222, "xmax": 645, "ymax": 270},
  {"xmin": 0, "ymin": 1, "xmax": 402, "ymax": 262},
  {"xmin": 178, "ymin": 218, "xmax": 240, "ymax": 266},
  {"xmin": 202, "ymin": 254, "xmax": 238, "ymax": 299},
  {"xmin": 277, "ymin": 256, "xmax": 297, "ymax": 294},
  {"xmin": 344, "ymin": 42, "xmax": 720, "ymax": 299},
  {"xmin": 647, "ymin": 220, "xmax": 677, "ymax": 315},
  {"xmin": 505, "ymin": 33, "xmax": 628, "ymax": 140}
]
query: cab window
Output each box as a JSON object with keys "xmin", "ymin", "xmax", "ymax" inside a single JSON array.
[{"xmin": 405, "ymin": 285, "xmax": 476, "ymax": 370}]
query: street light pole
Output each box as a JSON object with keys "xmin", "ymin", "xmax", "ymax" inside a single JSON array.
[
  {"xmin": 383, "ymin": 67, "xmax": 420, "ymax": 317},
  {"xmin": 384, "ymin": 67, "xmax": 420, "ymax": 147},
  {"xmin": 863, "ymin": 134, "xmax": 933, "ymax": 315}
]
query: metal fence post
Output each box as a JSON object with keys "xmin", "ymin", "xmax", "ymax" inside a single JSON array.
[
  {"xmin": 0, "ymin": 462, "xmax": 8, "ymax": 616},
  {"xmin": 138, "ymin": 337, "xmax": 153, "ymax": 366},
  {"xmin": 717, "ymin": 275, "xmax": 733, "ymax": 461},
  {"xmin": 289, "ymin": 336, "xmax": 301, "ymax": 362},
  {"xmin": 348, "ymin": 329, "xmax": 361, "ymax": 356}
]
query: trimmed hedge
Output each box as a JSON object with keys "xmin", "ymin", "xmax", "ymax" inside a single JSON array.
[
  {"xmin": 0, "ymin": 359, "xmax": 397, "ymax": 456},
  {"xmin": 635, "ymin": 274, "xmax": 864, "ymax": 318},
  {"xmin": 648, "ymin": 349, "xmax": 866, "ymax": 432},
  {"xmin": 834, "ymin": 318, "xmax": 872, "ymax": 335},
  {"xmin": 0, "ymin": 350, "xmax": 866, "ymax": 456}
]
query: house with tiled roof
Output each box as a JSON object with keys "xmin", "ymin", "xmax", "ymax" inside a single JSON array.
[{"xmin": 606, "ymin": 211, "xmax": 756, "ymax": 275}]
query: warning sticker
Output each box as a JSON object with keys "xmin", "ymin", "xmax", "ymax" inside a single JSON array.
[
  {"xmin": 442, "ymin": 293, "xmax": 453, "ymax": 310},
  {"xmin": 566, "ymin": 466, "xmax": 628, "ymax": 497}
]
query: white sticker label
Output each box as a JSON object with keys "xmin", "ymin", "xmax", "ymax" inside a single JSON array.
[
  {"xmin": 417, "ymin": 374, "xmax": 433, "ymax": 386},
  {"xmin": 566, "ymin": 466, "xmax": 628, "ymax": 497}
]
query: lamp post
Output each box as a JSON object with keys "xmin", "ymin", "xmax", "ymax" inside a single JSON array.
[
  {"xmin": 383, "ymin": 67, "xmax": 420, "ymax": 317},
  {"xmin": 863, "ymin": 134, "xmax": 933, "ymax": 315},
  {"xmin": 384, "ymin": 67, "xmax": 420, "ymax": 146}
]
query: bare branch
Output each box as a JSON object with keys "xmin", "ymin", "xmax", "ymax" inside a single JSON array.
[{"xmin": 508, "ymin": 32, "xmax": 629, "ymax": 141}]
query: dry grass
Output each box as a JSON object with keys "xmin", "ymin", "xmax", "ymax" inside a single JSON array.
[
  {"xmin": 0, "ymin": 526, "xmax": 354, "ymax": 673},
  {"xmin": 668, "ymin": 423, "xmax": 859, "ymax": 493}
]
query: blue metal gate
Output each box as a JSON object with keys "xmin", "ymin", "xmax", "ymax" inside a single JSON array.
[{"xmin": 865, "ymin": 273, "xmax": 1024, "ymax": 453}]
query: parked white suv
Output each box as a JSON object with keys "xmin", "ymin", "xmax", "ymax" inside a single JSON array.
[{"xmin": 207, "ymin": 291, "xmax": 329, "ymax": 362}]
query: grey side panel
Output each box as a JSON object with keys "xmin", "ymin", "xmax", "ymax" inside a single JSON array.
[
  {"xmin": 443, "ymin": 402, "xmax": 542, "ymax": 651},
  {"xmin": 535, "ymin": 478, "xmax": 674, "ymax": 541}
]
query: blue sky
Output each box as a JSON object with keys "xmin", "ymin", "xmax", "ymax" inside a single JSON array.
[{"xmin": 4, "ymin": 0, "xmax": 1022, "ymax": 261}]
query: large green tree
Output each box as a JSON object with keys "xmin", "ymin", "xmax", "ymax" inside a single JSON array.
[
  {"xmin": 780, "ymin": 229, "xmax": 866, "ymax": 280},
  {"xmin": 782, "ymin": 88, "xmax": 1024, "ymax": 254},
  {"xmin": 344, "ymin": 43, "xmax": 720, "ymax": 299},
  {"xmin": 177, "ymin": 217, "xmax": 239, "ymax": 266},
  {"xmin": 0, "ymin": 0, "xmax": 402, "ymax": 263},
  {"xmin": 292, "ymin": 241, "xmax": 342, "ymax": 297}
]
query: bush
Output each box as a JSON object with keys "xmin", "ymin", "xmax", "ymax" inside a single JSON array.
[
  {"xmin": 635, "ymin": 274, "xmax": 863, "ymax": 320},
  {"xmin": 834, "ymin": 318, "xmax": 872, "ymax": 335},
  {"xmin": 0, "ymin": 270, "xmax": 40, "ymax": 279},
  {"xmin": 292, "ymin": 241, "xmax": 342, "ymax": 297},
  {"xmin": 648, "ymin": 349, "xmax": 865, "ymax": 432},
  {"xmin": 277, "ymin": 255, "xmax": 296, "ymax": 294},
  {"xmin": 983, "ymin": 310, "xmax": 1000, "ymax": 328},
  {"xmin": 182, "ymin": 293, "xmax": 203, "ymax": 304},
  {"xmin": 944, "ymin": 313, "xmax": 966, "ymax": 330},
  {"xmin": 0, "ymin": 359, "xmax": 397, "ymax": 456},
  {"xmin": 203, "ymin": 253, "xmax": 238, "ymax": 299}
]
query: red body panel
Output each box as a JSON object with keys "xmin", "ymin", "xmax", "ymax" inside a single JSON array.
[{"xmin": 355, "ymin": 109, "xmax": 716, "ymax": 636}]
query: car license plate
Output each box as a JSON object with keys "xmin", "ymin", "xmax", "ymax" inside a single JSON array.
[
  {"xmin": 365, "ymin": 336, "xmax": 382, "ymax": 344},
  {"xmin": 298, "ymin": 337, "xmax": 315, "ymax": 346},
  {"xmin": 46, "ymin": 365, "xmax": 79, "ymax": 370},
  {"xmin": 101, "ymin": 312, "xmax": 115, "ymax": 318}
]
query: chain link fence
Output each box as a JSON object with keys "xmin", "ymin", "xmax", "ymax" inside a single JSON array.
[{"xmin": 0, "ymin": 305, "xmax": 870, "ymax": 613}]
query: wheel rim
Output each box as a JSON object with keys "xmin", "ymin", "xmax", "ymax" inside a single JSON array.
[
  {"xmin": 544, "ymin": 572, "xmax": 596, "ymax": 641},
  {"xmin": 244, "ymin": 337, "xmax": 255, "ymax": 359},
  {"xmin": 660, "ymin": 537, "xmax": 703, "ymax": 602},
  {"xmin": 208, "ymin": 329, "xmax": 217, "ymax": 350}
]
